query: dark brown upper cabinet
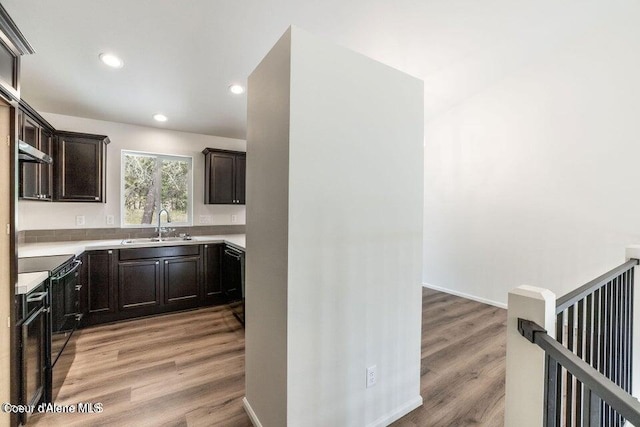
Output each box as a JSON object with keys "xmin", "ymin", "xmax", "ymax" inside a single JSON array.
[
  {"xmin": 53, "ymin": 130, "xmax": 110, "ymax": 203},
  {"xmin": 18, "ymin": 105, "xmax": 55, "ymax": 201},
  {"xmin": 203, "ymin": 148, "xmax": 246, "ymax": 205},
  {"xmin": 0, "ymin": 4, "xmax": 35, "ymax": 102}
]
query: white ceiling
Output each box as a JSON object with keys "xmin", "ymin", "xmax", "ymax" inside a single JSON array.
[{"xmin": 1, "ymin": 0, "xmax": 616, "ymax": 139}]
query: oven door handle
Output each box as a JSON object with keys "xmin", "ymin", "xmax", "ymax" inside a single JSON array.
[
  {"xmin": 51, "ymin": 259, "xmax": 82, "ymax": 282},
  {"xmin": 26, "ymin": 292, "xmax": 47, "ymax": 303},
  {"xmin": 23, "ymin": 306, "xmax": 45, "ymax": 325}
]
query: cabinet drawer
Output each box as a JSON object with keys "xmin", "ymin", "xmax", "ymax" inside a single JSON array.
[{"xmin": 119, "ymin": 245, "xmax": 200, "ymax": 261}]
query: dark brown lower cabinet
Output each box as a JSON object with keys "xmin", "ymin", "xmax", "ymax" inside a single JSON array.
[
  {"xmin": 83, "ymin": 244, "xmax": 231, "ymax": 326},
  {"xmin": 164, "ymin": 256, "xmax": 201, "ymax": 308},
  {"xmin": 119, "ymin": 259, "xmax": 161, "ymax": 310},
  {"xmin": 86, "ymin": 250, "xmax": 116, "ymax": 314}
]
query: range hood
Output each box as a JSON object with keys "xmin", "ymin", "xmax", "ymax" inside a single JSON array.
[{"xmin": 18, "ymin": 140, "xmax": 52, "ymax": 164}]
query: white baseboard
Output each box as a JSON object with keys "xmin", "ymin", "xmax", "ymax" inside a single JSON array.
[
  {"xmin": 243, "ymin": 397, "xmax": 263, "ymax": 427},
  {"xmin": 423, "ymin": 282, "xmax": 507, "ymax": 309},
  {"xmin": 244, "ymin": 395, "xmax": 422, "ymax": 427},
  {"xmin": 366, "ymin": 395, "xmax": 423, "ymax": 427}
]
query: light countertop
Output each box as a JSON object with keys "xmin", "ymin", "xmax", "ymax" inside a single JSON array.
[
  {"xmin": 16, "ymin": 271, "xmax": 49, "ymax": 295},
  {"xmin": 18, "ymin": 234, "xmax": 246, "ymax": 258}
]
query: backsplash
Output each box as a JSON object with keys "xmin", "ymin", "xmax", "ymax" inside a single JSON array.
[{"xmin": 21, "ymin": 225, "xmax": 246, "ymax": 244}]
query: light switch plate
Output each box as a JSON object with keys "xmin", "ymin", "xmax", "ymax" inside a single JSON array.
[
  {"xmin": 76, "ymin": 215, "xmax": 85, "ymax": 226},
  {"xmin": 231, "ymin": 215, "xmax": 237, "ymax": 223},
  {"xmin": 106, "ymin": 215, "xmax": 115, "ymax": 225}
]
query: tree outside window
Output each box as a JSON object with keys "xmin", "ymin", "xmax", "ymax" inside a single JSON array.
[{"xmin": 122, "ymin": 151, "xmax": 192, "ymax": 226}]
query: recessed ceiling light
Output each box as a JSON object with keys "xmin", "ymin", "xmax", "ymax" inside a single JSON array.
[
  {"xmin": 229, "ymin": 84, "xmax": 245, "ymax": 95},
  {"xmin": 153, "ymin": 113, "xmax": 168, "ymax": 122},
  {"xmin": 99, "ymin": 53, "xmax": 124, "ymax": 68}
]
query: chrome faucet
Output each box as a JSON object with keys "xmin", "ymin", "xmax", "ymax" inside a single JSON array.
[{"xmin": 157, "ymin": 208, "xmax": 171, "ymax": 241}]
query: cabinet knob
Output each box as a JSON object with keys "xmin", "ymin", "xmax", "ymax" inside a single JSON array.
[
  {"xmin": 108, "ymin": 250, "xmax": 113, "ymax": 254},
  {"xmin": 95, "ymin": 196, "xmax": 100, "ymax": 200},
  {"xmin": 204, "ymin": 245, "xmax": 208, "ymax": 248},
  {"xmin": 165, "ymin": 261, "xmax": 169, "ymax": 265},
  {"xmin": 156, "ymin": 261, "xmax": 159, "ymax": 265}
]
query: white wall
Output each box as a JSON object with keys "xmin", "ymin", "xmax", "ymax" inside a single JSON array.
[
  {"xmin": 246, "ymin": 27, "xmax": 423, "ymax": 427},
  {"xmin": 244, "ymin": 28, "xmax": 291, "ymax": 427},
  {"xmin": 18, "ymin": 113, "xmax": 246, "ymax": 230},
  {"xmin": 423, "ymin": 8, "xmax": 640, "ymax": 307}
]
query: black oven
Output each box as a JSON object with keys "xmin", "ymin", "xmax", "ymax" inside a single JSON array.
[
  {"xmin": 48, "ymin": 258, "xmax": 82, "ymax": 402},
  {"xmin": 17, "ymin": 281, "xmax": 49, "ymax": 425},
  {"xmin": 18, "ymin": 254, "xmax": 82, "ymax": 403},
  {"xmin": 49, "ymin": 258, "xmax": 82, "ymax": 362}
]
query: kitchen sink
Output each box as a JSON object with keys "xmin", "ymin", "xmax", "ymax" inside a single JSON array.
[{"xmin": 121, "ymin": 236, "xmax": 194, "ymax": 245}]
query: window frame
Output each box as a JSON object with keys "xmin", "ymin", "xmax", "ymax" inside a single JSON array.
[{"xmin": 120, "ymin": 149, "xmax": 194, "ymax": 228}]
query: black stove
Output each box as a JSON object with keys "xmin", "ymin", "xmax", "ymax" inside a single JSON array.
[
  {"xmin": 18, "ymin": 253, "xmax": 84, "ymax": 404},
  {"xmin": 18, "ymin": 254, "xmax": 76, "ymax": 275}
]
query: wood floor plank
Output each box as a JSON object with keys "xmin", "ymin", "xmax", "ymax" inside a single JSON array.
[{"xmin": 31, "ymin": 289, "xmax": 506, "ymax": 426}]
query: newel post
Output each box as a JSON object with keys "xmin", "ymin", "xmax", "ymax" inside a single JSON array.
[
  {"xmin": 504, "ymin": 285, "xmax": 556, "ymax": 427},
  {"xmin": 625, "ymin": 246, "xmax": 640, "ymax": 400}
]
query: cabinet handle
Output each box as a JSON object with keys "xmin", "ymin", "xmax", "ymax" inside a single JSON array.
[
  {"xmin": 165, "ymin": 261, "xmax": 169, "ymax": 265},
  {"xmin": 156, "ymin": 261, "xmax": 159, "ymax": 265},
  {"xmin": 224, "ymin": 249, "xmax": 242, "ymax": 260}
]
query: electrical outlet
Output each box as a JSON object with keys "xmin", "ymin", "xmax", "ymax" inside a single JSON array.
[
  {"xmin": 199, "ymin": 215, "xmax": 212, "ymax": 224},
  {"xmin": 75, "ymin": 215, "xmax": 85, "ymax": 226},
  {"xmin": 366, "ymin": 365, "xmax": 377, "ymax": 388},
  {"xmin": 106, "ymin": 215, "xmax": 115, "ymax": 225},
  {"xmin": 231, "ymin": 215, "xmax": 237, "ymax": 223}
]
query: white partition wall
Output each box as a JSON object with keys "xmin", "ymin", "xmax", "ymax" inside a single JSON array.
[{"xmin": 245, "ymin": 26, "xmax": 424, "ymax": 427}]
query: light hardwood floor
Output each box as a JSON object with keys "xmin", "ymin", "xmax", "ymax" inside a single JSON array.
[
  {"xmin": 30, "ymin": 288, "xmax": 506, "ymax": 426},
  {"xmin": 391, "ymin": 288, "xmax": 507, "ymax": 426}
]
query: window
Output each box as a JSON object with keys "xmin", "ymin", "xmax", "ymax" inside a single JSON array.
[{"xmin": 121, "ymin": 151, "xmax": 193, "ymax": 227}]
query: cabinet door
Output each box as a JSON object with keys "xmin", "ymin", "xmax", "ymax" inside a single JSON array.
[
  {"xmin": 38, "ymin": 129, "xmax": 53, "ymax": 200},
  {"xmin": 20, "ymin": 115, "xmax": 39, "ymax": 199},
  {"xmin": 234, "ymin": 154, "xmax": 246, "ymax": 204},
  {"xmin": 54, "ymin": 133, "xmax": 106, "ymax": 202},
  {"xmin": 203, "ymin": 244, "xmax": 224, "ymax": 304},
  {"xmin": 118, "ymin": 260, "xmax": 161, "ymax": 310},
  {"xmin": 0, "ymin": 39, "xmax": 19, "ymax": 100},
  {"xmin": 164, "ymin": 256, "xmax": 200, "ymax": 307},
  {"xmin": 208, "ymin": 152, "xmax": 235, "ymax": 204},
  {"xmin": 86, "ymin": 250, "xmax": 116, "ymax": 314}
]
